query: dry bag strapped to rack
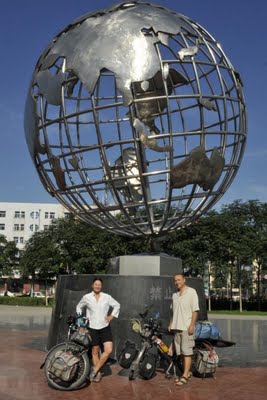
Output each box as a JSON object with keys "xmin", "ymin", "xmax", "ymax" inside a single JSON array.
[
  {"xmin": 118, "ymin": 340, "xmax": 138, "ymax": 369},
  {"xmin": 194, "ymin": 321, "xmax": 221, "ymax": 340},
  {"xmin": 49, "ymin": 350, "xmax": 80, "ymax": 381},
  {"xmin": 194, "ymin": 341, "xmax": 219, "ymax": 377}
]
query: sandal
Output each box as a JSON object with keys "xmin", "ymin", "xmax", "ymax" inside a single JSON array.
[
  {"xmin": 93, "ymin": 372, "xmax": 102, "ymax": 383},
  {"xmin": 176, "ymin": 376, "xmax": 189, "ymax": 386},
  {"xmin": 89, "ymin": 368, "xmax": 96, "ymax": 382},
  {"xmin": 175, "ymin": 372, "xmax": 192, "ymax": 383}
]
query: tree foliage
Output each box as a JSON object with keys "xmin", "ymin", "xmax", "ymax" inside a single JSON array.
[
  {"xmin": 0, "ymin": 235, "xmax": 18, "ymax": 275},
  {"xmin": 19, "ymin": 215, "xmax": 148, "ymax": 278},
  {"xmin": 15, "ymin": 200, "xmax": 267, "ymax": 309}
]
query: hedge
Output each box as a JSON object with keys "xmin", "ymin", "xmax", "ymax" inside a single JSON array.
[
  {"xmin": 0, "ymin": 296, "xmax": 54, "ymax": 306},
  {"xmin": 208, "ymin": 298, "xmax": 267, "ymax": 312}
]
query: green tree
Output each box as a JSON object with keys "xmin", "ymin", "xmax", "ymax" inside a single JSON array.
[
  {"xmin": 19, "ymin": 215, "xmax": 148, "ymax": 280},
  {"xmin": 19, "ymin": 229, "xmax": 60, "ymax": 303},
  {"xmin": 233, "ymin": 200, "xmax": 267, "ymax": 309},
  {"xmin": 0, "ymin": 235, "xmax": 19, "ymax": 276}
]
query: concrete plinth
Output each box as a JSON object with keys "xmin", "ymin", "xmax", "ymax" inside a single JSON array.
[{"xmin": 107, "ymin": 253, "xmax": 183, "ymax": 276}]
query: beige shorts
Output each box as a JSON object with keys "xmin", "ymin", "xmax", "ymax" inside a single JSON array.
[{"xmin": 174, "ymin": 330, "xmax": 195, "ymax": 356}]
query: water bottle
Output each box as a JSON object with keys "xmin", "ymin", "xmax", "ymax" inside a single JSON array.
[{"xmin": 155, "ymin": 337, "xmax": 169, "ymax": 353}]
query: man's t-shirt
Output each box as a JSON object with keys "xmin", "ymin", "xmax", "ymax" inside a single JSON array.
[{"xmin": 171, "ymin": 286, "xmax": 199, "ymax": 331}]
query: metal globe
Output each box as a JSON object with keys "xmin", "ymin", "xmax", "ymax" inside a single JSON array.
[{"xmin": 24, "ymin": 1, "xmax": 247, "ymax": 238}]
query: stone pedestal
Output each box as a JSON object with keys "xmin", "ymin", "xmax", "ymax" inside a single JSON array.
[{"xmin": 107, "ymin": 253, "xmax": 183, "ymax": 276}]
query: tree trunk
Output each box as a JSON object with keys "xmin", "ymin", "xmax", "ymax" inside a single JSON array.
[
  {"xmin": 31, "ymin": 274, "xmax": 35, "ymax": 297},
  {"xmin": 257, "ymin": 264, "xmax": 261, "ymax": 311},
  {"xmin": 237, "ymin": 259, "xmax": 243, "ymax": 312},
  {"xmin": 208, "ymin": 261, "xmax": 211, "ymax": 311},
  {"xmin": 45, "ymin": 276, "xmax": 48, "ymax": 306},
  {"xmin": 229, "ymin": 270, "xmax": 233, "ymax": 311},
  {"xmin": 239, "ymin": 282, "xmax": 243, "ymax": 312}
]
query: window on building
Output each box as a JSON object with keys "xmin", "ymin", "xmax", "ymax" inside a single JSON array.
[
  {"xmin": 0, "ymin": 211, "xmax": 6, "ymax": 218},
  {"xmin": 30, "ymin": 224, "xmax": 39, "ymax": 232},
  {"xmin": 30, "ymin": 211, "xmax": 39, "ymax": 219},
  {"xmin": 20, "ymin": 224, "xmax": 24, "ymax": 231},
  {"xmin": 64, "ymin": 212, "xmax": 70, "ymax": 218},
  {"xmin": 14, "ymin": 224, "xmax": 19, "ymax": 231},
  {"xmin": 14, "ymin": 211, "xmax": 25, "ymax": 218},
  {"xmin": 19, "ymin": 237, "xmax": 24, "ymax": 244},
  {"xmin": 43, "ymin": 225, "xmax": 49, "ymax": 230},
  {"xmin": 45, "ymin": 212, "xmax": 49, "ymax": 219},
  {"xmin": 13, "ymin": 237, "xmax": 19, "ymax": 244},
  {"xmin": 50, "ymin": 212, "xmax": 55, "ymax": 219},
  {"xmin": 0, "ymin": 223, "xmax": 5, "ymax": 230}
]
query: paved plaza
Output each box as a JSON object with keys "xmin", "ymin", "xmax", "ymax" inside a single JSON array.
[{"xmin": 0, "ymin": 305, "xmax": 267, "ymax": 400}]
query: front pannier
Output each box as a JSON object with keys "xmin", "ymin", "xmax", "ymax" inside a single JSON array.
[
  {"xmin": 138, "ymin": 348, "xmax": 158, "ymax": 379},
  {"xmin": 118, "ymin": 340, "xmax": 138, "ymax": 369}
]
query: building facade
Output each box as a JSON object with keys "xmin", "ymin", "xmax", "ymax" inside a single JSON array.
[{"xmin": 0, "ymin": 202, "xmax": 69, "ymax": 250}]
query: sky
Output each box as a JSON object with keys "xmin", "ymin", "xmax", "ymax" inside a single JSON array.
[{"xmin": 0, "ymin": 0, "xmax": 266, "ymax": 209}]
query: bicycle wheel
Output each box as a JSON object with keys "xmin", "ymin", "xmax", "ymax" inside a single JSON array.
[{"xmin": 44, "ymin": 342, "xmax": 90, "ymax": 391}]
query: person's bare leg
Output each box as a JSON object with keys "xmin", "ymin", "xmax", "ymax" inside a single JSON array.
[
  {"xmin": 91, "ymin": 345, "xmax": 101, "ymax": 372},
  {"xmin": 182, "ymin": 355, "xmax": 192, "ymax": 379},
  {"xmin": 176, "ymin": 355, "xmax": 192, "ymax": 385},
  {"xmin": 93, "ymin": 341, "xmax": 113, "ymax": 376}
]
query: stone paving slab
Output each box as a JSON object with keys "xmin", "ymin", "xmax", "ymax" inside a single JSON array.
[
  {"xmin": 1, "ymin": 306, "xmax": 267, "ymax": 399},
  {"xmin": 0, "ymin": 328, "xmax": 266, "ymax": 400}
]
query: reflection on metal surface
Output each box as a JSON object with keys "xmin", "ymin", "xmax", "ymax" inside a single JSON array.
[
  {"xmin": 68, "ymin": 156, "xmax": 80, "ymax": 169},
  {"xmin": 134, "ymin": 118, "xmax": 172, "ymax": 153},
  {"xmin": 50, "ymin": 156, "xmax": 66, "ymax": 190},
  {"xmin": 178, "ymin": 38, "xmax": 200, "ymax": 61},
  {"xmin": 110, "ymin": 147, "xmax": 142, "ymax": 203},
  {"xmin": 36, "ymin": 70, "xmax": 65, "ymax": 106},
  {"xmin": 170, "ymin": 146, "xmax": 225, "ymax": 191},
  {"xmin": 32, "ymin": 2, "xmax": 184, "ymax": 106},
  {"xmin": 198, "ymin": 98, "xmax": 217, "ymax": 111},
  {"xmin": 132, "ymin": 69, "xmax": 188, "ymax": 131},
  {"xmin": 24, "ymin": 1, "xmax": 247, "ymax": 238}
]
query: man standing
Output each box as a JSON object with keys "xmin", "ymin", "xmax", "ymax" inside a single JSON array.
[
  {"xmin": 169, "ymin": 273, "xmax": 199, "ymax": 386},
  {"xmin": 76, "ymin": 277, "xmax": 120, "ymax": 382}
]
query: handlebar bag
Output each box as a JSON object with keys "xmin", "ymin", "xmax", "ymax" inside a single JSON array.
[
  {"xmin": 49, "ymin": 350, "xmax": 80, "ymax": 382},
  {"xmin": 71, "ymin": 327, "xmax": 92, "ymax": 348}
]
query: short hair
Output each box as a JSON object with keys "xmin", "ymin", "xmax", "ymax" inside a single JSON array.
[
  {"xmin": 92, "ymin": 277, "xmax": 103, "ymax": 284},
  {"xmin": 174, "ymin": 273, "xmax": 185, "ymax": 278}
]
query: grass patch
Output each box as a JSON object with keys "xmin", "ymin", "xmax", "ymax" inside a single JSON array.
[{"xmin": 208, "ymin": 310, "xmax": 267, "ymax": 316}]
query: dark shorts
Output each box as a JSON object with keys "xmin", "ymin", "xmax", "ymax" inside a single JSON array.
[{"xmin": 90, "ymin": 325, "xmax": 113, "ymax": 346}]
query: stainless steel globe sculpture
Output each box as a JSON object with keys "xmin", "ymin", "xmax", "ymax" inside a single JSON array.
[{"xmin": 24, "ymin": 1, "xmax": 247, "ymax": 239}]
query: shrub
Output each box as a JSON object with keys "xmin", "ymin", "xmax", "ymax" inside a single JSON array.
[{"xmin": 0, "ymin": 296, "xmax": 54, "ymax": 306}]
